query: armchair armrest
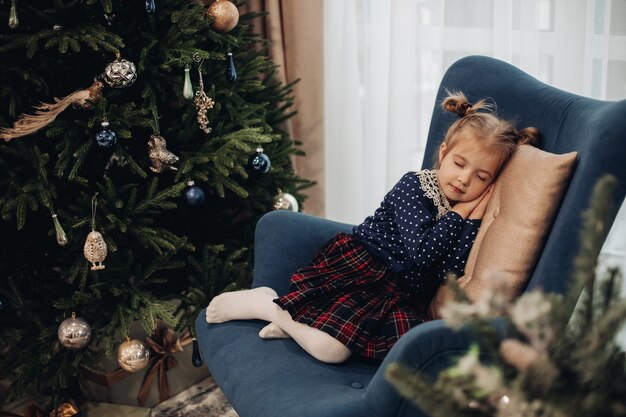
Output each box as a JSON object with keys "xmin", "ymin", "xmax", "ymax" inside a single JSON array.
[
  {"xmin": 252, "ymin": 211, "xmax": 353, "ymax": 295},
  {"xmin": 364, "ymin": 318, "xmax": 506, "ymax": 417}
]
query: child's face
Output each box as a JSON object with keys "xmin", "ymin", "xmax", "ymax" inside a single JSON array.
[{"xmin": 437, "ymin": 132, "xmax": 502, "ymax": 204}]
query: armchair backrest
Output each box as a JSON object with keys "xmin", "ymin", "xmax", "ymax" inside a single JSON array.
[{"xmin": 422, "ymin": 55, "xmax": 626, "ymax": 295}]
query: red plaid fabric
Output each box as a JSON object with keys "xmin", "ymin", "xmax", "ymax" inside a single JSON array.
[{"xmin": 274, "ymin": 233, "xmax": 431, "ymax": 360}]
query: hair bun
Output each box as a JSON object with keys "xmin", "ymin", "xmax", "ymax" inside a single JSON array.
[
  {"xmin": 515, "ymin": 127, "xmax": 541, "ymax": 147},
  {"xmin": 441, "ymin": 90, "xmax": 489, "ymax": 117}
]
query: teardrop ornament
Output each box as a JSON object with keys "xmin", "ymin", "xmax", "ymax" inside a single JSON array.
[
  {"xmin": 226, "ymin": 52, "xmax": 237, "ymax": 82},
  {"xmin": 52, "ymin": 213, "xmax": 69, "ymax": 246},
  {"xmin": 192, "ymin": 338, "xmax": 204, "ymax": 367},
  {"xmin": 183, "ymin": 67, "xmax": 194, "ymax": 100},
  {"xmin": 8, "ymin": 0, "xmax": 19, "ymax": 29}
]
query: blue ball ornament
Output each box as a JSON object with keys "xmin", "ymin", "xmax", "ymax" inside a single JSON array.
[
  {"xmin": 95, "ymin": 121, "xmax": 118, "ymax": 148},
  {"xmin": 248, "ymin": 146, "xmax": 271, "ymax": 174},
  {"xmin": 184, "ymin": 181, "xmax": 205, "ymax": 206},
  {"xmin": 0, "ymin": 294, "xmax": 7, "ymax": 312}
]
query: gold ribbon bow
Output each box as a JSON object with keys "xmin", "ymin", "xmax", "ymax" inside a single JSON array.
[{"xmin": 137, "ymin": 327, "xmax": 192, "ymax": 407}]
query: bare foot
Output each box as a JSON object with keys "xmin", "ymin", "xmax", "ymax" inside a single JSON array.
[
  {"xmin": 259, "ymin": 322, "xmax": 291, "ymax": 339},
  {"xmin": 206, "ymin": 286, "xmax": 278, "ymax": 324}
]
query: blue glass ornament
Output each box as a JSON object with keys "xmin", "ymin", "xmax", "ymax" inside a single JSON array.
[
  {"xmin": 192, "ymin": 338, "xmax": 203, "ymax": 367},
  {"xmin": 95, "ymin": 121, "xmax": 117, "ymax": 148},
  {"xmin": 248, "ymin": 146, "xmax": 271, "ymax": 174},
  {"xmin": 226, "ymin": 52, "xmax": 237, "ymax": 82},
  {"xmin": 184, "ymin": 181, "xmax": 205, "ymax": 206},
  {"xmin": 145, "ymin": 0, "xmax": 156, "ymax": 14}
]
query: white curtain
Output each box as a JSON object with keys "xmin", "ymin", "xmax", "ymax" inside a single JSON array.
[{"xmin": 324, "ymin": 0, "xmax": 626, "ymax": 267}]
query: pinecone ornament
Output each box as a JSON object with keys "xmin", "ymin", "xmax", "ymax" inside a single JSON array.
[{"xmin": 148, "ymin": 134, "xmax": 179, "ymax": 173}]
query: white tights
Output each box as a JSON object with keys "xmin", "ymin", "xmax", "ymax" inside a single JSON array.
[{"xmin": 205, "ymin": 287, "xmax": 351, "ymax": 364}]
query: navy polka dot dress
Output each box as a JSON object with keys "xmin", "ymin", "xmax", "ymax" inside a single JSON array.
[{"xmin": 274, "ymin": 170, "xmax": 481, "ymax": 359}]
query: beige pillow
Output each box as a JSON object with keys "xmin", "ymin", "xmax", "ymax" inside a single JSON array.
[{"xmin": 428, "ymin": 145, "xmax": 577, "ymax": 319}]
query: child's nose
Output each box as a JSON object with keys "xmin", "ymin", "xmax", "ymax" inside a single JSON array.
[{"xmin": 458, "ymin": 171, "xmax": 470, "ymax": 185}]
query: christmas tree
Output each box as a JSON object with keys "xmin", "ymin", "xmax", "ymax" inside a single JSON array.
[{"xmin": 0, "ymin": 0, "xmax": 308, "ymax": 406}]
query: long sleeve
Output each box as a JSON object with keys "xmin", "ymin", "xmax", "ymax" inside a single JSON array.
[
  {"xmin": 353, "ymin": 172, "xmax": 465, "ymax": 272},
  {"xmin": 353, "ymin": 171, "xmax": 483, "ymax": 297},
  {"xmin": 397, "ymin": 218, "xmax": 481, "ymax": 294}
]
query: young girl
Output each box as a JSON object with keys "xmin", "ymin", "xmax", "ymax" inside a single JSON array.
[{"xmin": 206, "ymin": 91, "xmax": 539, "ymax": 363}]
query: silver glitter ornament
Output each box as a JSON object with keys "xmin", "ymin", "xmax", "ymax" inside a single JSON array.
[
  {"xmin": 103, "ymin": 56, "xmax": 137, "ymax": 88},
  {"xmin": 57, "ymin": 312, "xmax": 92, "ymax": 349},
  {"xmin": 117, "ymin": 338, "xmax": 150, "ymax": 372}
]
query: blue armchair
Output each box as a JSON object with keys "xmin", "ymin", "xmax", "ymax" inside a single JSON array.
[{"xmin": 195, "ymin": 56, "xmax": 626, "ymax": 417}]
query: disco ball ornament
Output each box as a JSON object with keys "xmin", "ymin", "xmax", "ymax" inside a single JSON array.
[
  {"xmin": 184, "ymin": 181, "xmax": 205, "ymax": 206},
  {"xmin": 57, "ymin": 312, "xmax": 92, "ymax": 350},
  {"xmin": 273, "ymin": 190, "xmax": 299, "ymax": 212},
  {"xmin": 248, "ymin": 146, "xmax": 271, "ymax": 174},
  {"xmin": 207, "ymin": 0, "xmax": 239, "ymax": 32},
  {"xmin": 95, "ymin": 121, "xmax": 118, "ymax": 148},
  {"xmin": 117, "ymin": 338, "xmax": 150, "ymax": 372},
  {"xmin": 103, "ymin": 57, "xmax": 137, "ymax": 88}
]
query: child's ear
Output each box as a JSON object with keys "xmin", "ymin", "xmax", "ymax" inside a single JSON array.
[{"xmin": 438, "ymin": 143, "xmax": 447, "ymax": 162}]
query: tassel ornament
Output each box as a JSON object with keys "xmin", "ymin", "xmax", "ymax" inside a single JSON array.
[{"xmin": 0, "ymin": 79, "xmax": 105, "ymax": 142}]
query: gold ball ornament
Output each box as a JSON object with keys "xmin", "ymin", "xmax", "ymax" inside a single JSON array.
[
  {"xmin": 207, "ymin": 0, "xmax": 239, "ymax": 32},
  {"xmin": 117, "ymin": 338, "xmax": 150, "ymax": 372},
  {"xmin": 57, "ymin": 312, "xmax": 92, "ymax": 350},
  {"xmin": 84, "ymin": 230, "xmax": 107, "ymax": 270}
]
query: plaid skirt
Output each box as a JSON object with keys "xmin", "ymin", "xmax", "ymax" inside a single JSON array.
[{"xmin": 274, "ymin": 233, "xmax": 431, "ymax": 359}]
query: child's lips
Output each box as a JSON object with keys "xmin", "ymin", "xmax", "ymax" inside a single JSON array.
[{"xmin": 451, "ymin": 185, "xmax": 464, "ymax": 194}]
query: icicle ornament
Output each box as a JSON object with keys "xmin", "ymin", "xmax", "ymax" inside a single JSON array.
[
  {"xmin": 8, "ymin": 0, "xmax": 18, "ymax": 29},
  {"xmin": 51, "ymin": 212, "xmax": 68, "ymax": 246}
]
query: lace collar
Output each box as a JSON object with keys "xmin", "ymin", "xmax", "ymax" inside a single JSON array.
[{"xmin": 416, "ymin": 169, "xmax": 452, "ymax": 220}]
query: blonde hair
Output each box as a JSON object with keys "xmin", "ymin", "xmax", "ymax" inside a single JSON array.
[{"xmin": 435, "ymin": 91, "xmax": 540, "ymax": 173}]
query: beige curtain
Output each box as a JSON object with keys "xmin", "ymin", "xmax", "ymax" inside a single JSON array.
[{"xmin": 240, "ymin": 0, "xmax": 325, "ymax": 217}]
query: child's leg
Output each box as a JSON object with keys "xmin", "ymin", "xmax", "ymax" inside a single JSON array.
[
  {"xmin": 206, "ymin": 287, "xmax": 351, "ymax": 364},
  {"xmin": 270, "ymin": 309, "xmax": 352, "ymax": 364},
  {"xmin": 205, "ymin": 287, "xmax": 278, "ymax": 323},
  {"xmin": 258, "ymin": 322, "xmax": 290, "ymax": 339}
]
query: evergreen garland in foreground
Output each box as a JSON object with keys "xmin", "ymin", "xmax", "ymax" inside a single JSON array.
[
  {"xmin": 0, "ymin": 0, "xmax": 310, "ymax": 404},
  {"xmin": 387, "ymin": 175, "xmax": 626, "ymax": 417}
]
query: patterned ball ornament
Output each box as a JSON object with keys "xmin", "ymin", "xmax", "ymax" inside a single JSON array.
[
  {"xmin": 57, "ymin": 312, "xmax": 92, "ymax": 350},
  {"xmin": 117, "ymin": 338, "xmax": 150, "ymax": 372},
  {"xmin": 184, "ymin": 181, "xmax": 205, "ymax": 206},
  {"xmin": 103, "ymin": 57, "xmax": 137, "ymax": 88},
  {"xmin": 207, "ymin": 0, "xmax": 239, "ymax": 32},
  {"xmin": 248, "ymin": 146, "xmax": 271, "ymax": 174},
  {"xmin": 95, "ymin": 121, "xmax": 117, "ymax": 148}
]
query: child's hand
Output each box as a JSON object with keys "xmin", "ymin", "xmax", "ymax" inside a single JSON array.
[
  {"xmin": 451, "ymin": 185, "xmax": 493, "ymax": 219},
  {"xmin": 468, "ymin": 185, "xmax": 493, "ymax": 220}
]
